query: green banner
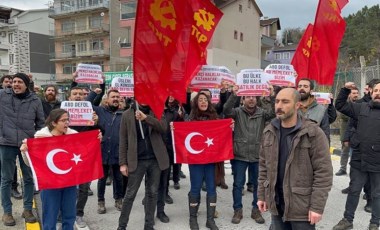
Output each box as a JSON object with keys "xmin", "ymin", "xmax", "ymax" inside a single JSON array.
[{"xmin": 104, "ymin": 71, "xmax": 133, "ymax": 85}]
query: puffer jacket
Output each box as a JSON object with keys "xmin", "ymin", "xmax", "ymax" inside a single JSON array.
[
  {"xmin": 0, "ymin": 88, "xmax": 45, "ymax": 147},
  {"xmin": 223, "ymin": 93, "xmax": 274, "ymax": 162},
  {"xmin": 258, "ymin": 116, "xmax": 332, "ymax": 221}
]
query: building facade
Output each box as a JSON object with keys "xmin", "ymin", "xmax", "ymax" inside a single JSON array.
[{"xmin": 0, "ymin": 6, "xmax": 55, "ymax": 84}]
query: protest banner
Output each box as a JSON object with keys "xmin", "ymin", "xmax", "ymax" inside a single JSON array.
[
  {"xmin": 76, "ymin": 64, "xmax": 103, "ymax": 84},
  {"xmin": 312, "ymin": 92, "xmax": 331, "ymax": 104},
  {"xmin": 60, "ymin": 101, "xmax": 94, "ymax": 126},
  {"xmin": 236, "ymin": 69, "xmax": 270, "ymax": 96},
  {"xmin": 209, "ymin": 88, "xmax": 220, "ymax": 104},
  {"xmin": 264, "ymin": 64, "xmax": 296, "ymax": 87},
  {"xmin": 190, "ymin": 65, "xmax": 235, "ymax": 89},
  {"xmin": 104, "ymin": 71, "xmax": 133, "ymax": 85},
  {"xmin": 111, "ymin": 76, "xmax": 134, "ymax": 97}
]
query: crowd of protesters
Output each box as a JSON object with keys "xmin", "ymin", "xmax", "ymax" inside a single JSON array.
[{"xmin": 0, "ymin": 72, "xmax": 380, "ymax": 230}]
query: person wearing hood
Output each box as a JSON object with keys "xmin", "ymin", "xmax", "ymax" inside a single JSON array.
[{"xmin": 0, "ymin": 72, "xmax": 45, "ymax": 226}]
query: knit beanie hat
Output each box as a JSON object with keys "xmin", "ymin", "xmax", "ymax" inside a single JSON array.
[{"xmin": 13, "ymin": 73, "xmax": 30, "ymax": 87}]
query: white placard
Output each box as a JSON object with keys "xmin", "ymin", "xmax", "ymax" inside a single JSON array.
[
  {"xmin": 312, "ymin": 92, "xmax": 331, "ymax": 105},
  {"xmin": 111, "ymin": 77, "xmax": 134, "ymax": 97},
  {"xmin": 60, "ymin": 101, "xmax": 94, "ymax": 126},
  {"xmin": 236, "ymin": 69, "xmax": 270, "ymax": 96},
  {"xmin": 264, "ymin": 64, "xmax": 296, "ymax": 87},
  {"xmin": 190, "ymin": 65, "xmax": 235, "ymax": 89},
  {"xmin": 76, "ymin": 64, "xmax": 104, "ymax": 84},
  {"xmin": 209, "ymin": 88, "xmax": 220, "ymax": 104}
]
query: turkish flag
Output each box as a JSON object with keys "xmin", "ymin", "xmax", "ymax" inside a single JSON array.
[
  {"xmin": 172, "ymin": 119, "xmax": 233, "ymax": 164},
  {"xmin": 26, "ymin": 130, "xmax": 103, "ymax": 190},
  {"xmin": 133, "ymin": 0, "xmax": 223, "ymax": 117}
]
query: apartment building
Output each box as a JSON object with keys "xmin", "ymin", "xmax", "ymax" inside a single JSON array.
[
  {"xmin": 48, "ymin": 0, "xmax": 132, "ymax": 82},
  {"xmin": 0, "ymin": 5, "xmax": 55, "ymax": 84}
]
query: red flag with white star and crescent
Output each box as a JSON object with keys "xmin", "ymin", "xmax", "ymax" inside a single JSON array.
[
  {"xmin": 172, "ymin": 119, "xmax": 233, "ymax": 164},
  {"xmin": 26, "ymin": 130, "xmax": 103, "ymax": 190}
]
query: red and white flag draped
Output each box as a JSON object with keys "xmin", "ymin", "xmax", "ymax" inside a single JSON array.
[
  {"xmin": 133, "ymin": 0, "xmax": 223, "ymax": 117},
  {"xmin": 291, "ymin": 0, "xmax": 348, "ymax": 85},
  {"xmin": 172, "ymin": 119, "xmax": 233, "ymax": 164},
  {"xmin": 26, "ymin": 130, "xmax": 103, "ymax": 190}
]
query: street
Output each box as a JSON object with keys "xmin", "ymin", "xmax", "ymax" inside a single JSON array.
[{"xmin": 7, "ymin": 135, "xmax": 373, "ymax": 230}]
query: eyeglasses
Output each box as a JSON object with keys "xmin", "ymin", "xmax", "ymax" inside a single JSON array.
[{"xmin": 58, "ymin": 118, "xmax": 70, "ymax": 123}]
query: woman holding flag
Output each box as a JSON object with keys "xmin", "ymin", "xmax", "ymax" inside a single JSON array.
[
  {"xmin": 20, "ymin": 109, "xmax": 101, "ymax": 230},
  {"xmin": 187, "ymin": 92, "xmax": 219, "ymax": 230}
]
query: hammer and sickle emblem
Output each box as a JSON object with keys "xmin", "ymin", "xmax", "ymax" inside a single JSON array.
[
  {"xmin": 194, "ymin": 9, "xmax": 215, "ymax": 32},
  {"xmin": 149, "ymin": 0, "xmax": 177, "ymax": 30}
]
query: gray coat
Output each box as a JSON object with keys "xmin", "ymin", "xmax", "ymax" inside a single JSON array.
[
  {"xmin": 0, "ymin": 88, "xmax": 45, "ymax": 147},
  {"xmin": 224, "ymin": 94, "xmax": 275, "ymax": 162}
]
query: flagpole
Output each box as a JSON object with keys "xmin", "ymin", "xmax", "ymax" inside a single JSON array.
[{"xmin": 135, "ymin": 100, "xmax": 145, "ymax": 139}]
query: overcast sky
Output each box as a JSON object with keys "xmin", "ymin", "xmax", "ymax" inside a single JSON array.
[{"xmin": 1, "ymin": 0, "xmax": 378, "ymax": 31}]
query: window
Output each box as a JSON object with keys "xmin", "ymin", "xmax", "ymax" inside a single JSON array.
[
  {"xmin": 89, "ymin": 16, "xmax": 102, "ymax": 28},
  {"xmin": 234, "ymin": 30, "xmax": 238, "ymax": 39},
  {"xmin": 63, "ymin": 63, "xmax": 75, "ymax": 74},
  {"xmin": 248, "ymin": 0, "xmax": 252, "ymax": 8},
  {"xmin": 274, "ymin": 53, "xmax": 281, "ymax": 60},
  {"xmin": 62, "ymin": 42, "xmax": 74, "ymax": 53},
  {"xmin": 77, "ymin": 0, "xmax": 86, "ymax": 8},
  {"xmin": 8, "ymin": 33, "xmax": 13, "ymax": 43},
  {"xmin": 239, "ymin": 4, "xmax": 242, "ymax": 13},
  {"xmin": 90, "ymin": 38, "xmax": 104, "ymax": 50},
  {"xmin": 89, "ymin": 0, "xmax": 103, "ymax": 6},
  {"xmin": 77, "ymin": 40, "xmax": 87, "ymax": 52},
  {"xmin": 121, "ymin": 1, "xmax": 136, "ymax": 20},
  {"xmin": 283, "ymin": 52, "xmax": 290, "ymax": 59},
  {"xmin": 240, "ymin": 32, "xmax": 244, "ymax": 41},
  {"xmin": 120, "ymin": 27, "xmax": 131, "ymax": 47},
  {"xmin": 9, "ymin": 54, "xmax": 14, "ymax": 65},
  {"xmin": 62, "ymin": 20, "xmax": 74, "ymax": 33},
  {"xmin": 61, "ymin": 0, "xmax": 74, "ymax": 11}
]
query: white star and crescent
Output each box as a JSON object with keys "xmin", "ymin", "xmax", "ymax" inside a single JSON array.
[
  {"xmin": 46, "ymin": 149, "xmax": 83, "ymax": 174},
  {"xmin": 184, "ymin": 132, "xmax": 214, "ymax": 155}
]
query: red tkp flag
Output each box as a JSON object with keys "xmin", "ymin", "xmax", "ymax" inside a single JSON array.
[
  {"xmin": 26, "ymin": 130, "xmax": 103, "ymax": 190},
  {"xmin": 133, "ymin": 0, "xmax": 223, "ymax": 117},
  {"xmin": 291, "ymin": 23, "xmax": 314, "ymax": 80},
  {"xmin": 308, "ymin": 0, "xmax": 347, "ymax": 85},
  {"xmin": 172, "ymin": 119, "xmax": 233, "ymax": 164}
]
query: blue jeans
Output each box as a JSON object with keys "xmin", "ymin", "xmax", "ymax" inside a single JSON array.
[
  {"xmin": 0, "ymin": 145, "xmax": 34, "ymax": 213},
  {"xmin": 189, "ymin": 163, "xmax": 216, "ymax": 198},
  {"xmin": 231, "ymin": 160, "xmax": 258, "ymax": 210},
  {"xmin": 41, "ymin": 186, "xmax": 76, "ymax": 230}
]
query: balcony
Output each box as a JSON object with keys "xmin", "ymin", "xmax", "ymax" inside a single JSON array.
[
  {"xmin": 0, "ymin": 63, "xmax": 10, "ymax": 70},
  {"xmin": 49, "ymin": 0, "xmax": 109, "ymax": 19},
  {"xmin": 50, "ymin": 49, "xmax": 110, "ymax": 61},
  {"xmin": 55, "ymin": 73, "xmax": 73, "ymax": 82},
  {"xmin": 52, "ymin": 24, "xmax": 110, "ymax": 38},
  {"xmin": 0, "ymin": 42, "xmax": 10, "ymax": 50}
]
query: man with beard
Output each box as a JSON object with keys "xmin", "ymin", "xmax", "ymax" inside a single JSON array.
[
  {"xmin": 0, "ymin": 73, "xmax": 44, "ymax": 226},
  {"xmin": 333, "ymin": 79, "xmax": 380, "ymax": 230},
  {"xmin": 335, "ymin": 87, "xmax": 359, "ymax": 177},
  {"xmin": 258, "ymin": 88, "xmax": 332, "ymax": 230},
  {"xmin": 41, "ymin": 85, "xmax": 61, "ymax": 119},
  {"xmin": 224, "ymin": 85, "xmax": 275, "ymax": 225},
  {"xmin": 297, "ymin": 78, "xmax": 331, "ymax": 141},
  {"xmin": 88, "ymin": 89, "xmax": 124, "ymax": 215},
  {"xmin": 334, "ymin": 80, "xmax": 380, "ymax": 230},
  {"xmin": 0, "ymin": 75, "xmax": 13, "ymax": 89}
]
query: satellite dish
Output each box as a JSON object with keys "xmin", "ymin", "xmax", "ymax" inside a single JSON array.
[{"xmin": 100, "ymin": 12, "xmax": 105, "ymax": 17}]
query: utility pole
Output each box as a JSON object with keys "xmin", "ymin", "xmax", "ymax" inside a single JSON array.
[{"xmin": 359, "ymin": 56, "xmax": 366, "ymax": 96}]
